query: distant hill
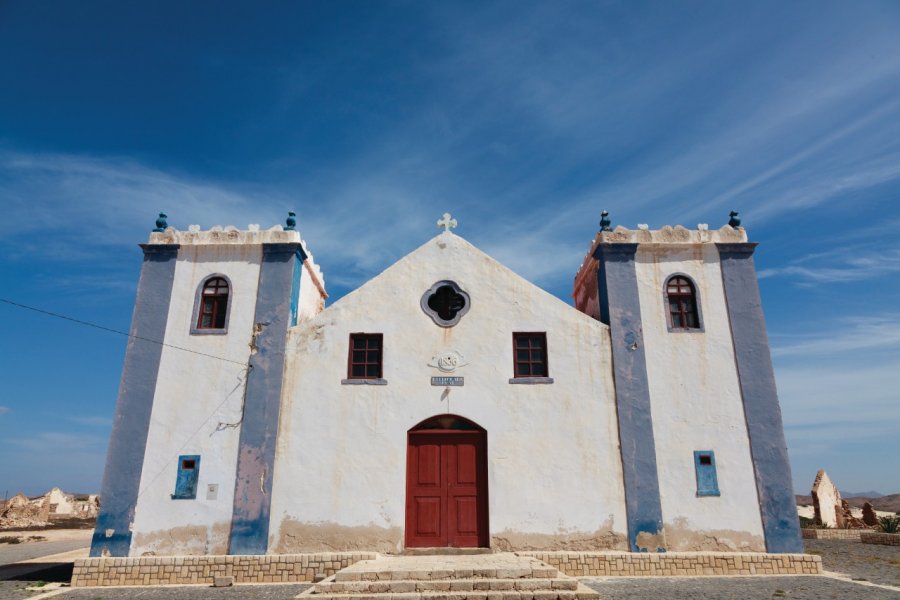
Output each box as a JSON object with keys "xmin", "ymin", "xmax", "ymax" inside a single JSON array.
[
  {"xmin": 841, "ymin": 490, "xmax": 884, "ymax": 498},
  {"xmin": 846, "ymin": 494, "xmax": 900, "ymax": 513},
  {"xmin": 795, "ymin": 493, "xmax": 900, "ymax": 513}
]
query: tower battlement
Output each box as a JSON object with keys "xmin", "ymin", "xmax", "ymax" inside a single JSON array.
[{"xmin": 573, "ymin": 222, "xmax": 747, "ymax": 322}]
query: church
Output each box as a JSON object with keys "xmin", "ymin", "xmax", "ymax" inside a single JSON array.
[{"xmin": 89, "ymin": 212, "xmax": 802, "ymax": 559}]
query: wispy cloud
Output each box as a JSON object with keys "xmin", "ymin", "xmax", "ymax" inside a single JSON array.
[
  {"xmin": 0, "ymin": 406, "xmax": 9, "ymax": 416},
  {"xmin": 0, "ymin": 151, "xmax": 275, "ymax": 251},
  {"xmin": 3, "ymin": 431, "xmax": 107, "ymax": 452},
  {"xmin": 759, "ymin": 248, "xmax": 900, "ymax": 284},
  {"xmin": 772, "ymin": 314, "xmax": 900, "ymax": 358}
]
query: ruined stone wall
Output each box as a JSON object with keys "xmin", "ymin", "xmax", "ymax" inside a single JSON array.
[
  {"xmin": 811, "ymin": 470, "xmax": 841, "ymax": 528},
  {"xmin": 800, "ymin": 528, "xmax": 861, "ymax": 540},
  {"xmin": 860, "ymin": 532, "xmax": 900, "ymax": 546}
]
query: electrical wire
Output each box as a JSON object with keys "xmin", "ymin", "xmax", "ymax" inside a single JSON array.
[
  {"xmin": 1, "ymin": 297, "xmax": 257, "ymax": 502},
  {"xmin": 0, "ymin": 297, "xmax": 248, "ymax": 366}
]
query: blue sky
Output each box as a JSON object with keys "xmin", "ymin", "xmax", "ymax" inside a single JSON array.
[{"xmin": 1, "ymin": 1, "xmax": 899, "ymax": 498}]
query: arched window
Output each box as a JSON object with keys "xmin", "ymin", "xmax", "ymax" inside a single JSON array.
[
  {"xmin": 665, "ymin": 275, "xmax": 700, "ymax": 330},
  {"xmin": 196, "ymin": 276, "xmax": 230, "ymax": 330}
]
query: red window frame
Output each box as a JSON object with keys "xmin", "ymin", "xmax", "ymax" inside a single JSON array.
[
  {"xmin": 512, "ymin": 332, "xmax": 548, "ymax": 378},
  {"xmin": 347, "ymin": 333, "xmax": 383, "ymax": 379},
  {"xmin": 196, "ymin": 277, "xmax": 229, "ymax": 329},
  {"xmin": 666, "ymin": 276, "xmax": 699, "ymax": 329}
]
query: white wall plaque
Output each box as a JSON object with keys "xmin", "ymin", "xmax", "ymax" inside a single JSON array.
[{"xmin": 431, "ymin": 376, "xmax": 464, "ymax": 386}]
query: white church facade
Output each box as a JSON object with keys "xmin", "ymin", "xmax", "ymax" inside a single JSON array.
[{"xmin": 90, "ymin": 213, "xmax": 802, "ymax": 558}]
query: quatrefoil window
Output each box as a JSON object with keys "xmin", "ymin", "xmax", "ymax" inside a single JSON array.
[{"xmin": 421, "ymin": 280, "xmax": 471, "ymax": 327}]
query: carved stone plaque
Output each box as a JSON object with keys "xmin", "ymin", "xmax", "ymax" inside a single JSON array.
[{"xmin": 428, "ymin": 350, "xmax": 468, "ymax": 373}]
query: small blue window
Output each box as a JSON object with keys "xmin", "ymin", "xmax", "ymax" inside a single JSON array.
[
  {"xmin": 694, "ymin": 451, "xmax": 720, "ymax": 497},
  {"xmin": 172, "ymin": 455, "xmax": 200, "ymax": 500}
]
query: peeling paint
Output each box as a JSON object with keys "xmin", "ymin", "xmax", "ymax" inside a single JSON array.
[
  {"xmin": 634, "ymin": 529, "xmax": 667, "ymax": 552},
  {"xmin": 663, "ymin": 518, "xmax": 764, "ymax": 552},
  {"xmin": 491, "ymin": 526, "xmax": 627, "ymax": 551},
  {"xmin": 132, "ymin": 522, "xmax": 231, "ymax": 556},
  {"xmin": 272, "ymin": 519, "xmax": 403, "ymax": 554}
]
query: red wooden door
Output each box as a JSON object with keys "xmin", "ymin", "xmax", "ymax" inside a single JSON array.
[{"xmin": 406, "ymin": 430, "xmax": 488, "ymax": 548}]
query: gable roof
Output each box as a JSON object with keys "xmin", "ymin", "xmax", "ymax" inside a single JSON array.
[{"xmin": 314, "ymin": 231, "xmax": 605, "ymax": 329}]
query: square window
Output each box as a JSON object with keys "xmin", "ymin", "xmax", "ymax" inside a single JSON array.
[
  {"xmin": 172, "ymin": 454, "xmax": 200, "ymax": 500},
  {"xmin": 694, "ymin": 451, "xmax": 720, "ymax": 497},
  {"xmin": 348, "ymin": 333, "xmax": 383, "ymax": 379},
  {"xmin": 512, "ymin": 332, "xmax": 548, "ymax": 379}
]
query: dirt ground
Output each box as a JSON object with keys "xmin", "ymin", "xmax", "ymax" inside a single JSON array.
[
  {"xmin": 0, "ymin": 518, "xmax": 95, "ymax": 534},
  {"xmin": 0, "ymin": 529, "xmax": 92, "ymax": 545}
]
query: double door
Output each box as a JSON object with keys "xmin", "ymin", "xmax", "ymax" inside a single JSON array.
[{"xmin": 405, "ymin": 431, "xmax": 488, "ymax": 548}]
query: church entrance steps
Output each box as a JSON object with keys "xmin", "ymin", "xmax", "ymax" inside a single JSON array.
[{"xmin": 295, "ymin": 554, "xmax": 599, "ymax": 600}]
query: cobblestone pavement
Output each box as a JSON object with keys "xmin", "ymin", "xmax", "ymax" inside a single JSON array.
[
  {"xmin": 584, "ymin": 576, "xmax": 899, "ymax": 599},
  {"xmin": 0, "ymin": 582, "xmax": 312, "ymax": 599},
  {"xmin": 3, "ymin": 577, "xmax": 894, "ymax": 600},
  {"xmin": 805, "ymin": 539, "xmax": 900, "ymax": 588}
]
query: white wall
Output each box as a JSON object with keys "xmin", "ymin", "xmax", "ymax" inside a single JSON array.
[
  {"xmin": 130, "ymin": 244, "xmax": 261, "ymax": 556},
  {"xmin": 635, "ymin": 244, "xmax": 765, "ymax": 551},
  {"xmin": 46, "ymin": 488, "xmax": 75, "ymax": 514},
  {"xmin": 268, "ymin": 233, "xmax": 627, "ymax": 553},
  {"xmin": 297, "ymin": 259, "xmax": 325, "ymax": 322}
]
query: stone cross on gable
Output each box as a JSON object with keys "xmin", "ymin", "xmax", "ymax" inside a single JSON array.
[{"xmin": 437, "ymin": 213, "xmax": 458, "ymax": 232}]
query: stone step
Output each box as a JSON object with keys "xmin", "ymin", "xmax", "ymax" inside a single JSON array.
[
  {"xmin": 334, "ymin": 566, "xmax": 557, "ymax": 582},
  {"xmin": 313, "ymin": 578, "xmax": 579, "ymax": 594},
  {"xmin": 297, "ymin": 583, "xmax": 599, "ymax": 600}
]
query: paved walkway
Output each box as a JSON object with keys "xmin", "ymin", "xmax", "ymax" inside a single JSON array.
[{"xmin": 0, "ymin": 541, "xmax": 89, "ymax": 568}]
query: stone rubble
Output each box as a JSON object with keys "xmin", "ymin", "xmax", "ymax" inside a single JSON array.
[
  {"xmin": 0, "ymin": 487, "xmax": 99, "ymax": 529},
  {"xmin": 861, "ymin": 502, "xmax": 878, "ymax": 527}
]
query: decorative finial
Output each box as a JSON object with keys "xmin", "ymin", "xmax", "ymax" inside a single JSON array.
[
  {"xmin": 599, "ymin": 210, "xmax": 611, "ymax": 232},
  {"xmin": 285, "ymin": 211, "xmax": 297, "ymax": 231},
  {"xmin": 437, "ymin": 212, "xmax": 458, "ymax": 232},
  {"xmin": 728, "ymin": 210, "xmax": 741, "ymax": 228},
  {"xmin": 153, "ymin": 212, "xmax": 168, "ymax": 232}
]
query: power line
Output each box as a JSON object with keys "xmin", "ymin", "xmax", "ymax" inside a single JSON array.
[{"xmin": 0, "ymin": 297, "xmax": 249, "ymax": 367}]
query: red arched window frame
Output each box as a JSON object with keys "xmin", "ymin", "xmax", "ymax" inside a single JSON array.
[
  {"xmin": 666, "ymin": 276, "xmax": 700, "ymax": 330},
  {"xmin": 197, "ymin": 277, "xmax": 229, "ymax": 329}
]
